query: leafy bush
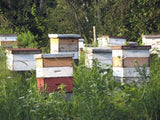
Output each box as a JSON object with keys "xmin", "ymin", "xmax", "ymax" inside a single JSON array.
[{"xmin": 17, "ymin": 31, "xmax": 38, "ymax": 48}]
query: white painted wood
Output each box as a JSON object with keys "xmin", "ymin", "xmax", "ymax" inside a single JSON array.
[
  {"xmin": 58, "ymin": 52, "xmax": 78, "ymax": 59},
  {"xmin": 0, "ymin": 37, "xmax": 17, "ymax": 41},
  {"xmin": 6, "ymin": 53, "xmax": 39, "ymax": 71},
  {"xmin": 79, "ymin": 39, "xmax": 84, "ymax": 49},
  {"xmin": 85, "ymin": 47, "xmax": 112, "ymax": 68},
  {"xmin": 6, "ymin": 53, "xmax": 14, "ymax": 70},
  {"xmin": 36, "ymin": 67, "xmax": 73, "ymax": 78},
  {"xmin": 112, "ymin": 50, "xmax": 123, "ymax": 57},
  {"xmin": 13, "ymin": 61, "xmax": 36, "ymax": 71},
  {"xmin": 14, "ymin": 54, "xmax": 35, "ymax": 61},
  {"xmin": 34, "ymin": 53, "xmax": 74, "ymax": 59},
  {"xmin": 50, "ymin": 39, "xmax": 59, "ymax": 53},
  {"xmin": 48, "ymin": 34, "xmax": 80, "ymax": 38},
  {"xmin": 98, "ymin": 36, "xmax": 126, "ymax": 47},
  {"xmin": 112, "ymin": 50, "xmax": 150, "ymax": 57},
  {"xmin": 142, "ymin": 35, "xmax": 160, "ymax": 50},
  {"xmin": 113, "ymin": 67, "xmax": 150, "ymax": 77}
]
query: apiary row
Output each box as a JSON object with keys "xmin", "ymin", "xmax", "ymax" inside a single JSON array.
[{"xmin": 1, "ymin": 34, "xmax": 159, "ymax": 93}]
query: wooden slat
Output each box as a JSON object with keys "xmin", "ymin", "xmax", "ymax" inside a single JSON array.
[
  {"xmin": 13, "ymin": 61, "xmax": 36, "ymax": 71},
  {"xmin": 37, "ymin": 77, "xmax": 74, "ymax": 93},
  {"xmin": 59, "ymin": 39, "xmax": 78, "ymax": 52},
  {"xmin": 112, "ymin": 50, "xmax": 150, "ymax": 57},
  {"xmin": 113, "ymin": 67, "xmax": 150, "ymax": 77},
  {"xmin": 36, "ymin": 57, "xmax": 73, "ymax": 68},
  {"xmin": 0, "ymin": 41, "xmax": 17, "ymax": 46},
  {"xmin": 50, "ymin": 38, "xmax": 59, "ymax": 53},
  {"xmin": 113, "ymin": 57, "xmax": 149, "ymax": 67},
  {"xmin": 110, "ymin": 45, "xmax": 151, "ymax": 50},
  {"xmin": 112, "ymin": 57, "xmax": 123, "ymax": 67},
  {"xmin": 36, "ymin": 67, "xmax": 73, "ymax": 78}
]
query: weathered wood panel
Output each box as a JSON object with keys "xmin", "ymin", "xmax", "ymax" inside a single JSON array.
[
  {"xmin": 50, "ymin": 38, "xmax": 59, "ymax": 53},
  {"xmin": 98, "ymin": 36, "xmax": 126, "ymax": 47},
  {"xmin": 36, "ymin": 67, "xmax": 73, "ymax": 78},
  {"xmin": 112, "ymin": 57, "xmax": 149, "ymax": 67},
  {"xmin": 37, "ymin": 77, "xmax": 74, "ymax": 93},
  {"xmin": 14, "ymin": 61, "xmax": 36, "ymax": 71},
  {"xmin": 48, "ymin": 34, "xmax": 80, "ymax": 39},
  {"xmin": 36, "ymin": 57, "xmax": 73, "ymax": 68},
  {"xmin": 113, "ymin": 67, "xmax": 150, "ymax": 77},
  {"xmin": 59, "ymin": 39, "xmax": 78, "ymax": 52},
  {"xmin": 6, "ymin": 54, "xmax": 14, "ymax": 70},
  {"xmin": 85, "ymin": 47, "xmax": 112, "ymax": 68},
  {"xmin": 0, "ymin": 41, "xmax": 17, "ymax": 47},
  {"xmin": 0, "ymin": 37, "xmax": 17, "ymax": 41},
  {"xmin": 112, "ymin": 50, "xmax": 150, "ymax": 57},
  {"xmin": 6, "ymin": 48, "xmax": 41, "ymax": 71}
]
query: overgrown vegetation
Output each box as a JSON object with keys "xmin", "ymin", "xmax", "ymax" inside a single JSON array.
[
  {"xmin": 0, "ymin": 0, "xmax": 160, "ymax": 45},
  {"xmin": 0, "ymin": 48, "xmax": 159, "ymax": 119}
]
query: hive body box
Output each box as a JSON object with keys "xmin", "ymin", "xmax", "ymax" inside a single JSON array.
[
  {"xmin": 34, "ymin": 53, "xmax": 74, "ymax": 93},
  {"xmin": 85, "ymin": 47, "xmax": 112, "ymax": 68},
  {"xmin": 48, "ymin": 34, "xmax": 80, "ymax": 61},
  {"xmin": 142, "ymin": 35, "xmax": 160, "ymax": 56},
  {"xmin": 97, "ymin": 35, "xmax": 126, "ymax": 47},
  {"xmin": 6, "ymin": 48, "xmax": 41, "ymax": 71},
  {"xmin": 0, "ymin": 34, "xmax": 18, "ymax": 48},
  {"xmin": 111, "ymin": 45, "xmax": 151, "ymax": 83}
]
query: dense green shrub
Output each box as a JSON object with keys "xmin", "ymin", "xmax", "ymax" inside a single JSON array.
[{"xmin": 17, "ymin": 31, "xmax": 38, "ymax": 48}]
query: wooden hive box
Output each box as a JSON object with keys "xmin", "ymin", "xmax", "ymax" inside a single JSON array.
[
  {"xmin": 48, "ymin": 34, "xmax": 80, "ymax": 60},
  {"xmin": 111, "ymin": 45, "xmax": 151, "ymax": 84},
  {"xmin": 5, "ymin": 48, "xmax": 42, "ymax": 71},
  {"xmin": 0, "ymin": 34, "xmax": 18, "ymax": 48},
  {"xmin": 85, "ymin": 47, "xmax": 112, "ymax": 68},
  {"xmin": 34, "ymin": 53, "xmax": 74, "ymax": 93},
  {"xmin": 97, "ymin": 35, "xmax": 126, "ymax": 47},
  {"xmin": 142, "ymin": 35, "xmax": 160, "ymax": 55}
]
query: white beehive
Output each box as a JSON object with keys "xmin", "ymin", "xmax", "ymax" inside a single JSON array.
[
  {"xmin": 6, "ymin": 48, "xmax": 41, "ymax": 71},
  {"xmin": 111, "ymin": 45, "xmax": 151, "ymax": 84},
  {"xmin": 0, "ymin": 34, "xmax": 18, "ymax": 48},
  {"xmin": 85, "ymin": 47, "xmax": 112, "ymax": 68},
  {"xmin": 142, "ymin": 35, "xmax": 160, "ymax": 55},
  {"xmin": 48, "ymin": 34, "xmax": 80, "ymax": 60},
  {"xmin": 97, "ymin": 35, "xmax": 126, "ymax": 47}
]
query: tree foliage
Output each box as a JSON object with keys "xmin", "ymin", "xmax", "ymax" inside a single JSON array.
[{"xmin": 0, "ymin": 0, "xmax": 160, "ymax": 46}]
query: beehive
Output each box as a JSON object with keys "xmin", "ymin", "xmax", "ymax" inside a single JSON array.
[
  {"xmin": 34, "ymin": 53, "xmax": 74, "ymax": 93},
  {"xmin": 142, "ymin": 35, "xmax": 160, "ymax": 55},
  {"xmin": 97, "ymin": 35, "xmax": 126, "ymax": 47},
  {"xmin": 111, "ymin": 45, "xmax": 151, "ymax": 83},
  {"xmin": 85, "ymin": 47, "xmax": 112, "ymax": 68},
  {"xmin": 0, "ymin": 34, "xmax": 18, "ymax": 48},
  {"xmin": 48, "ymin": 34, "xmax": 80, "ymax": 60},
  {"xmin": 5, "ymin": 48, "xmax": 41, "ymax": 71}
]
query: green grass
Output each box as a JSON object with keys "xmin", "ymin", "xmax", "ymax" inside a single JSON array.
[{"xmin": 0, "ymin": 49, "xmax": 160, "ymax": 120}]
